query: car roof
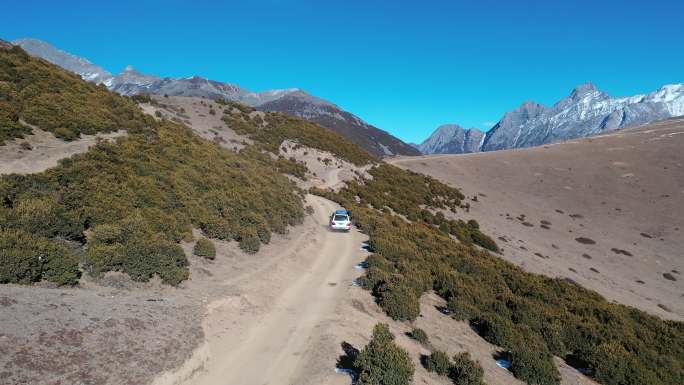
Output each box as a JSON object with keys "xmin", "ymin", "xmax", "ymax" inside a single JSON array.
[{"xmin": 334, "ymin": 209, "xmax": 349, "ymax": 215}]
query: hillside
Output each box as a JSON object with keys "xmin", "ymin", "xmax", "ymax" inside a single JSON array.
[
  {"xmin": 391, "ymin": 118, "xmax": 684, "ymax": 321},
  {"xmin": 13, "ymin": 38, "xmax": 420, "ymax": 158},
  {"xmin": 318, "ymin": 128, "xmax": 684, "ymax": 385}
]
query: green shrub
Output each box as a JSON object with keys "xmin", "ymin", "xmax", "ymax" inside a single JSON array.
[
  {"xmin": 409, "ymin": 328, "xmax": 429, "ymax": 345},
  {"xmin": 0, "ymin": 229, "xmax": 79, "ymax": 285},
  {"xmin": 423, "ymin": 350, "xmax": 451, "ymax": 375},
  {"xmin": 86, "ymin": 216, "xmax": 189, "ymax": 285},
  {"xmin": 506, "ymin": 326, "xmax": 560, "ymax": 385},
  {"xmin": 582, "ymin": 341, "xmax": 660, "ymax": 385},
  {"xmin": 449, "ymin": 352, "xmax": 485, "ymax": 385},
  {"xmin": 274, "ymin": 156, "xmax": 309, "ymax": 180},
  {"xmin": 130, "ymin": 93, "xmax": 152, "ymax": 104},
  {"xmin": 446, "ymin": 296, "xmax": 480, "ymax": 321},
  {"xmin": 378, "ymin": 282, "xmax": 420, "ymax": 321},
  {"xmin": 193, "ymin": 237, "xmax": 216, "ymax": 259},
  {"xmin": 474, "ymin": 313, "xmax": 515, "ymax": 349},
  {"xmin": 470, "ymin": 230, "xmax": 499, "ymax": 252},
  {"xmin": 238, "ymin": 228, "xmax": 261, "ymax": 253},
  {"xmin": 354, "ymin": 323, "xmax": 414, "ymax": 385}
]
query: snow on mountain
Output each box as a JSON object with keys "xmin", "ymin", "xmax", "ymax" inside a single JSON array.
[
  {"xmin": 419, "ymin": 82, "xmax": 684, "ymax": 155},
  {"xmin": 481, "ymin": 82, "xmax": 684, "ymax": 151}
]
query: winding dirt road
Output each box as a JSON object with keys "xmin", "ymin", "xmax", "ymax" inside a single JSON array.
[{"xmin": 153, "ymin": 195, "xmax": 366, "ymax": 385}]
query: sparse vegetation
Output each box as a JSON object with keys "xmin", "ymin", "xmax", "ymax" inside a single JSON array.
[
  {"xmin": 449, "ymin": 352, "xmax": 485, "ymax": 385},
  {"xmin": 575, "ymin": 237, "xmax": 596, "ymax": 245},
  {"xmin": 193, "ymin": 237, "xmax": 216, "ymax": 260},
  {"xmin": 313, "ymin": 164, "xmax": 684, "ymax": 385},
  {"xmin": 314, "ymin": 164, "xmax": 498, "ymax": 252},
  {"xmin": 422, "ymin": 351, "xmax": 486, "ymax": 385},
  {"xmin": 409, "ymin": 328, "xmax": 429, "ymax": 345},
  {"xmin": 221, "ymin": 102, "xmax": 374, "ymax": 166},
  {"xmin": 0, "ymin": 46, "xmax": 305, "ymax": 285},
  {"xmin": 0, "ymin": 45, "xmax": 148, "ymax": 144},
  {"xmin": 423, "ymin": 350, "xmax": 451, "ymax": 375},
  {"xmin": 354, "ymin": 323, "xmax": 414, "ymax": 385}
]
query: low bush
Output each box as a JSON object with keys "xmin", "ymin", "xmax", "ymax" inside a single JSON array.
[
  {"xmin": 0, "ymin": 229, "xmax": 79, "ymax": 285},
  {"xmin": 86, "ymin": 216, "xmax": 189, "ymax": 285},
  {"xmin": 474, "ymin": 313, "xmax": 515, "ymax": 349},
  {"xmin": 378, "ymin": 282, "xmax": 420, "ymax": 321},
  {"xmin": 449, "ymin": 352, "xmax": 485, "ymax": 385},
  {"xmin": 238, "ymin": 228, "xmax": 261, "ymax": 253},
  {"xmin": 409, "ymin": 328, "xmax": 429, "ymax": 345},
  {"xmin": 355, "ymin": 323, "xmax": 414, "ymax": 385},
  {"xmin": 509, "ymin": 326, "xmax": 560, "ymax": 385},
  {"xmin": 193, "ymin": 237, "xmax": 216, "ymax": 259},
  {"xmin": 423, "ymin": 350, "xmax": 451, "ymax": 375}
]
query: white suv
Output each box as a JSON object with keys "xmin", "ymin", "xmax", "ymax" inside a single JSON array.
[{"xmin": 329, "ymin": 210, "xmax": 352, "ymax": 232}]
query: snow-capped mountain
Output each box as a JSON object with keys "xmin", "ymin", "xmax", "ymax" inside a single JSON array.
[
  {"xmin": 418, "ymin": 82, "xmax": 684, "ymax": 154},
  {"xmin": 12, "ymin": 38, "xmax": 419, "ymax": 157},
  {"xmin": 482, "ymin": 82, "xmax": 684, "ymax": 151},
  {"xmin": 417, "ymin": 125, "xmax": 484, "ymax": 155}
]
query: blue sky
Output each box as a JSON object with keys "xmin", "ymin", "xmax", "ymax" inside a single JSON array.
[{"xmin": 3, "ymin": 0, "xmax": 683, "ymax": 143}]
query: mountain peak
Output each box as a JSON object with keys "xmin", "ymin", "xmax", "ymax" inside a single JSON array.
[
  {"xmin": 433, "ymin": 124, "xmax": 465, "ymax": 135},
  {"xmin": 570, "ymin": 82, "xmax": 598, "ymax": 99},
  {"xmin": 418, "ymin": 124, "xmax": 485, "ymax": 154}
]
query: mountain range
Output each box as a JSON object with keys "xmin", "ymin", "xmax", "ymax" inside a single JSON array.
[
  {"xmin": 415, "ymin": 124, "xmax": 484, "ymax": 154},
  {"xmin": 13, "ymin": 38, "xmax": 420, "ymax": 158},
  {"xmin": 417, "ymin": 82, "xmax": 684, "ymax": 154},
  {"xmin": 12, "ymin": 38, "xmax": 684, "ymax": 157}
]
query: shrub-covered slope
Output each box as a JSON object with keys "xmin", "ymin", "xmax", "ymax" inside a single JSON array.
[
  {"xmin": 220, "ymin": 100, "xmax": 375, "ymax": 166},
  {"xmin": 0, "ymin": 45, "xmax": 147, "ymax": 144},
  {"xmin": 0, "ymin": 45, "xmax": 305, "ymax": 285},
  {"xmin": 313, "ymin": 165, "xmax": 684, "ymax": 385}
]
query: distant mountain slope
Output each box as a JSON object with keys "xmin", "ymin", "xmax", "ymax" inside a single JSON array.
[
  {"xmin": 13, "ymin": 38, "xmax": 113, "ymax": 84},
  {"xmin": 482, "ymin": 82, "xmax": 684, "ymax": 151},
  {"xmin": 417, "ymin": 82, "xmax": 684, "ymax": 155},
  {"xmin": 258, "ymin": 93, "xmax": 420, "ymax": 157},
  {"xmin": 417, "ymin": 124, "xmax": 484, "ymax": 154},
  {"xmin": 13, "ymin": 38, "xmax": 419, "ymax": 157}
]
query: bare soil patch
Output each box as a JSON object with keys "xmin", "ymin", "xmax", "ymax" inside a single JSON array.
[{"xmin": 0, "ymin": 128, "xmax": 125, "ymax": 175}]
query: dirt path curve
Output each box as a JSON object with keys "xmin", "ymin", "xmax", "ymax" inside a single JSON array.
[{"xmin": 153, "ymin": 195, "xmax": 366, "ymax": 385}]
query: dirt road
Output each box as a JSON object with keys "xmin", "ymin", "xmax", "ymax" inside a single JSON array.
[{"xmin": 153, "ymin": 195, "xmax": 366, "ymax": 385}]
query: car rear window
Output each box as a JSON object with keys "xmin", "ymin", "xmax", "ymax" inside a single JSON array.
[{"xmin": 334, "ymin": 215, "xmax": 348, "ymax": 221}]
